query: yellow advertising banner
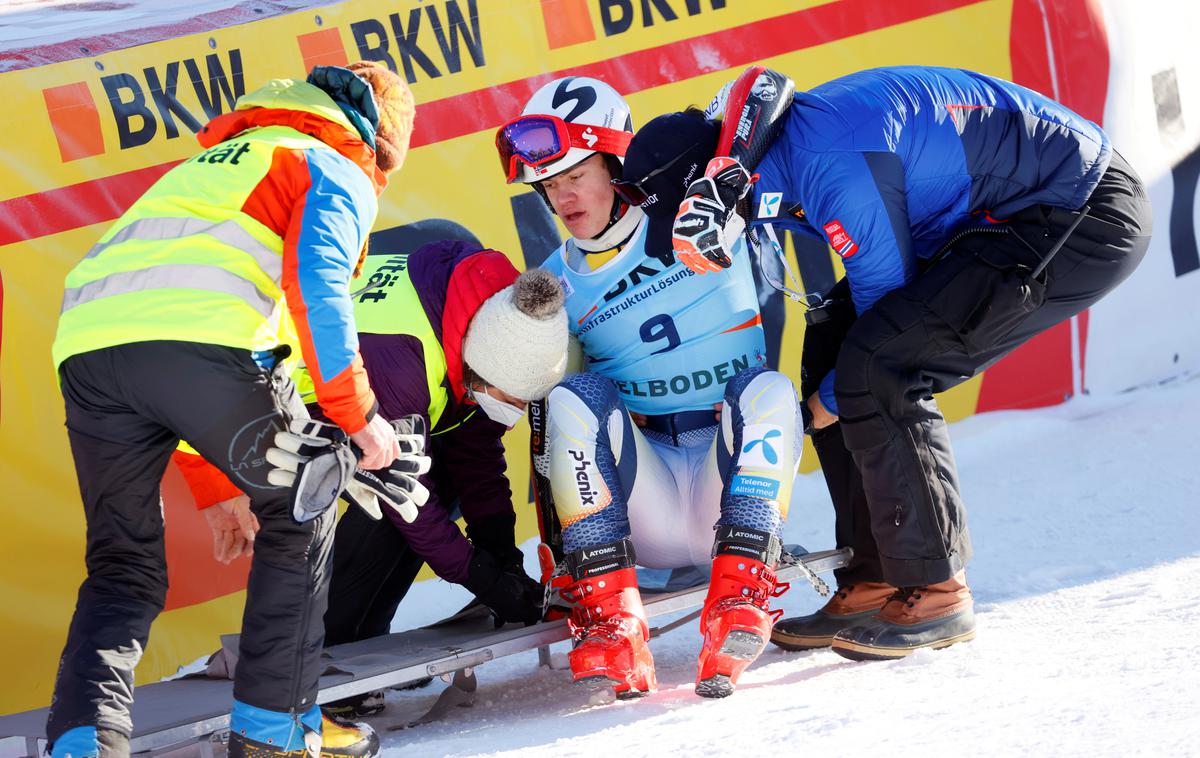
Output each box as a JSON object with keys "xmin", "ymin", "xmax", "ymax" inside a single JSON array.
[{"xmin": 0, "ymin": 0, "xmax": 1023, "ymax": 713}]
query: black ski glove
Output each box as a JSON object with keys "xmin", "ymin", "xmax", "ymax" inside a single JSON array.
[
  {"xmin": 463, "ymin": 549, "xmax": 543, "ymax": 626},
  {"xmin": 465, "ymin": 512, "xmax": 523, "ymax": 573}
]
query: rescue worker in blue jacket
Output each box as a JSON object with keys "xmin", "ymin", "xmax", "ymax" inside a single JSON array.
[{"xmin": 669, "ymin": 65, "xmax": 1151, "ymax": 660}]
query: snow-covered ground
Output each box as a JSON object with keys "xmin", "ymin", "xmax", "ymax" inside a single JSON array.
[
  {"xmin": 372, "ymin": 374, "xmax": 1200, "ymax": 757},
  {"xmin": 0, "ymin": 0, "xmax": 324, "ymax": 69}
]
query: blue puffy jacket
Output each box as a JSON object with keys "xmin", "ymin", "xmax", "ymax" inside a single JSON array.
[{"xmin": 749, "ymin": 66, "xmax": 1110, "ymax": 413}]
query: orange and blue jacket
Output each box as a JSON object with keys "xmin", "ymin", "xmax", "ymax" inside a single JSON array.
[
  {"xmin": 55, "ymin": 78, "xmax": 385, "ymax": 433},
  {"xmin": 197, "ymin": 80, "xmax": 388, "ymax": 432}
]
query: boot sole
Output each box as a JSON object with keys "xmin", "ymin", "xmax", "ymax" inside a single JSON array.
[
  {"xmin": 574, "ymin": 674, "xmax": 651, "ymax": 699},
  {"xmin": 831, "ymin": 629, "xmax": 977, "ymax": 661},
  {"xmin": 575, "ymin": 674, "xmax": 620, "ymax": 691},
  {"xmin": 720, "ymin": 629, "xmax": 766, "ymax": 660},
  {"xmin": 769, "ymin": 632, "xmax": 835, "ymax": 651},
  {"xmin": 694, "ymin": 630, "xmax": 766, "ymax": 699},
  {"xmin": 695, "ymin": 674, "xmax": 734, "ymax": 699}
]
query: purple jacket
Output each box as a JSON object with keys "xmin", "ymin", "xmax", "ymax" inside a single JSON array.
[{"xmin": 350, "ymin": 240, "xmax": 521, "ymax": 583}]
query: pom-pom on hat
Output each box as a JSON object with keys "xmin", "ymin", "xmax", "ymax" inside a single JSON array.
[{"xmin": 463, "ymin": 269, "xmax": 568, "ymax": 401}]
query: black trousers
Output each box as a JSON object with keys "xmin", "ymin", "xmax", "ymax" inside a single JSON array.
[
  {"xmin": 810, "ymin": 152, "xmax": 1152, "ymax": 588},
  {"xmin": 47, "ymin": 341, "xmax": 333, "ymax": 742},
  {"xmin": 800, "ymin": 282, "xmax": 878, "ymax": 587},
  {"xmin": 323, "ymin": 448, "xmax": 463, "ymax": 648},
  {"xmin": 324, "ymin": 505, "xmax": 426, "ymax": 647}
]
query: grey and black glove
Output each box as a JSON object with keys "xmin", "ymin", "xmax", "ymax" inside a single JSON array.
[
  {"xmin": 342, "ymin": 415, "xmax": 431, "ymax": 523},
  {"xmin": 265, "ymin": 418, "xmax": 357, "ymax": 523},
  {"xmin": 463, "ymin": 549, "xmax": 543, "ymax": 626},
  {"xmin": 267, "ymin": 416, "xmax": 431, "ymax": 523},
  {"xmin": 344, "ymin": 457, "xmax": 431, "ymax": 523}
]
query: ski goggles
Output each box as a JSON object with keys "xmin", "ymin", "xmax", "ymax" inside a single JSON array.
[
  {"xmin": 495, "ymin": 114, "xmax": 632, "ymax": 183},
  {"xmin": 610, "ymin": 147, "xmax": 693, "ymax": 207}
]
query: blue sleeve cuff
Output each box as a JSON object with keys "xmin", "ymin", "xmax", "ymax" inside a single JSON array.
[{"xmin": 818, "ymin": 371, "xmax": 839, "ymax": 417}]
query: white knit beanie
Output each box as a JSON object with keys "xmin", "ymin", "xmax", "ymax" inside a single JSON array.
[{"xmin": 463, "ymin": 269, "xmax": 568, "ymax": 401}]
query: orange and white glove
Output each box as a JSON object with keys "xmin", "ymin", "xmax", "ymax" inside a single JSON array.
[{"xmin": 671, "ymin": 156, "xmax": 752, "ymax": 274}]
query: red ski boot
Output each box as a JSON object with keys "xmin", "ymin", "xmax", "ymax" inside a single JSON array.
[
  {"xmin": 696, "ymin": 528, "xmax": 788, "ymax": 698},
  {"xmin": 561, "ymin": 539, "xmax": 657, "ymax": 698}
]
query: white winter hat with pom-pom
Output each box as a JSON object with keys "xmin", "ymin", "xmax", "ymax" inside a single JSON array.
[{"xmin": 463, "ymin": 268, "xmax": 568, "ymax": 401}]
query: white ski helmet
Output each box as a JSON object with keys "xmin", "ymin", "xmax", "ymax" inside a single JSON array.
[{"xmin": 498, "ymin": 76, "xmax": 633, "ymax": 185}]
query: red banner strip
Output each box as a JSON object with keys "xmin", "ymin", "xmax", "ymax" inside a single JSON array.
[
  {"xmin": 0, "ymin": 0, "xmax": 986, "ymax": 246},
  {"xmin": 412, "ymin": 0, "xmax": 987, "ymax": 148},
  {"xmin": 0, "ymin": 162, "xmax": 179, "ymax": 247}
]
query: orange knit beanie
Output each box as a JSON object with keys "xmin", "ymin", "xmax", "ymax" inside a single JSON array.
[{"xmin": 346, "ymin": 61, "xmax": 415, "ymax": 175}]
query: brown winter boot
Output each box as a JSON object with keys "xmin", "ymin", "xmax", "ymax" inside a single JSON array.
[
  {"xmin": 831, "ymin": 571, "xmax": 975, "ymax": 661},
  {"xmin": 770, "ymin": 581, "xmax": 895, "ymax": 650}
]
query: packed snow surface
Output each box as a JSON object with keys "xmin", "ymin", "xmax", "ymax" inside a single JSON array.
[
  {"xmin": 0, "ymin": 0, "xmax": 327, "ymax": 66},
  {"xmin": 373, "ymin": 374, "xmax": 1200, "ymax": 757}
]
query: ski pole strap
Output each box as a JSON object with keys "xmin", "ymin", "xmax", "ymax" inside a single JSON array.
[
  {"xmin": 751, "ymin": 224, "xmax": 840, "ymax": 325},
  {"xmin": 564, "ymin": 538, "xmax": 637, "ymax": 580},
  {"xmin": 712, "ymin": 525, "xmax": 782, "ymax": 566},
  {"xmin": 760, "ymin": 224, "xmax": 807, "ymax": 300}
]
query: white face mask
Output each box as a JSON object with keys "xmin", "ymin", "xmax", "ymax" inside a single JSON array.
[{"xmin": 472, "ymin": 388, "xmax": 527, "ymax": 428}]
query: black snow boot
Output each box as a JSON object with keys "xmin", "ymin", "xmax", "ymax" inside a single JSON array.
[
  {"xmin": 771, "ymin": 581, "xmax": 894, "ymax": 650},
  {"xmin": 831, "ymin": 571, "xmax": 976, "ymax": 661}
]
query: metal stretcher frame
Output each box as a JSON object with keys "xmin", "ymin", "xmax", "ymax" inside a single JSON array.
[{"xmin": 0, "ymin": 548, "xmax": 849, "ymax": 756}]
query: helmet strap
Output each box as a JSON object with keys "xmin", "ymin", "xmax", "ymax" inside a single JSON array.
[{"xmin": 531, "ymin": 182, "xmax": 554, "ymax": 214}]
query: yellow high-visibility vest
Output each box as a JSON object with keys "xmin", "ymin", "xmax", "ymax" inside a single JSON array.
[
  {"xmin": 52, "ymin": 81, "xmax": 373, "ymax": 368},
  {"xmin": 297, "ymin": 253, "xmax": 451, "ymax": 428}
]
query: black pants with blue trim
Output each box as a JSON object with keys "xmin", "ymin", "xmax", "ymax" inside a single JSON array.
[
  {"xmin": 816, "ymin": 152, "xmax": 1152, "ymax": 588},
  {"xmin": 48, "ymin": 341, "xmax": 331, "ymax": 744}
]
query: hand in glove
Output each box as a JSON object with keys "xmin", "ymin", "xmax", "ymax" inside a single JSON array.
[
  {"xmin": 464, "ymin": 549, "xmax": 544, "ymax": 626},
  {"xmin": 343, "ymin": 456, "xmax": 431, "ymax": 523},
  {"xmin": 672, "ymin": 156, "xmax": 751, "ymax": 274},
  {"xmin": 342, "ymin": 415, "xmax": 431, "ymax": 523},
  {"xmin": 465, "ymin": 513, "xmax": 523, "ymax": 573},
  {"xmin": 266, "ymin": 416, "xmax": 431, "ymax": 523},
  {"xmin": 266, "ymin": 418, "xmax": 357, "ymax": 523}
]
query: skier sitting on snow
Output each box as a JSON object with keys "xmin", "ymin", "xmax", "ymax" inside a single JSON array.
[
  {"xmin": 182, "ymin": 240, "xmax": 568, "ymax": 718},
  {"xmin": 669, "ymin": 65, "xmax": 1151, "ymax": 661},
  {"xmin": 497, "ymin": 78, "xmax": 804, "ymax": 699}
]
